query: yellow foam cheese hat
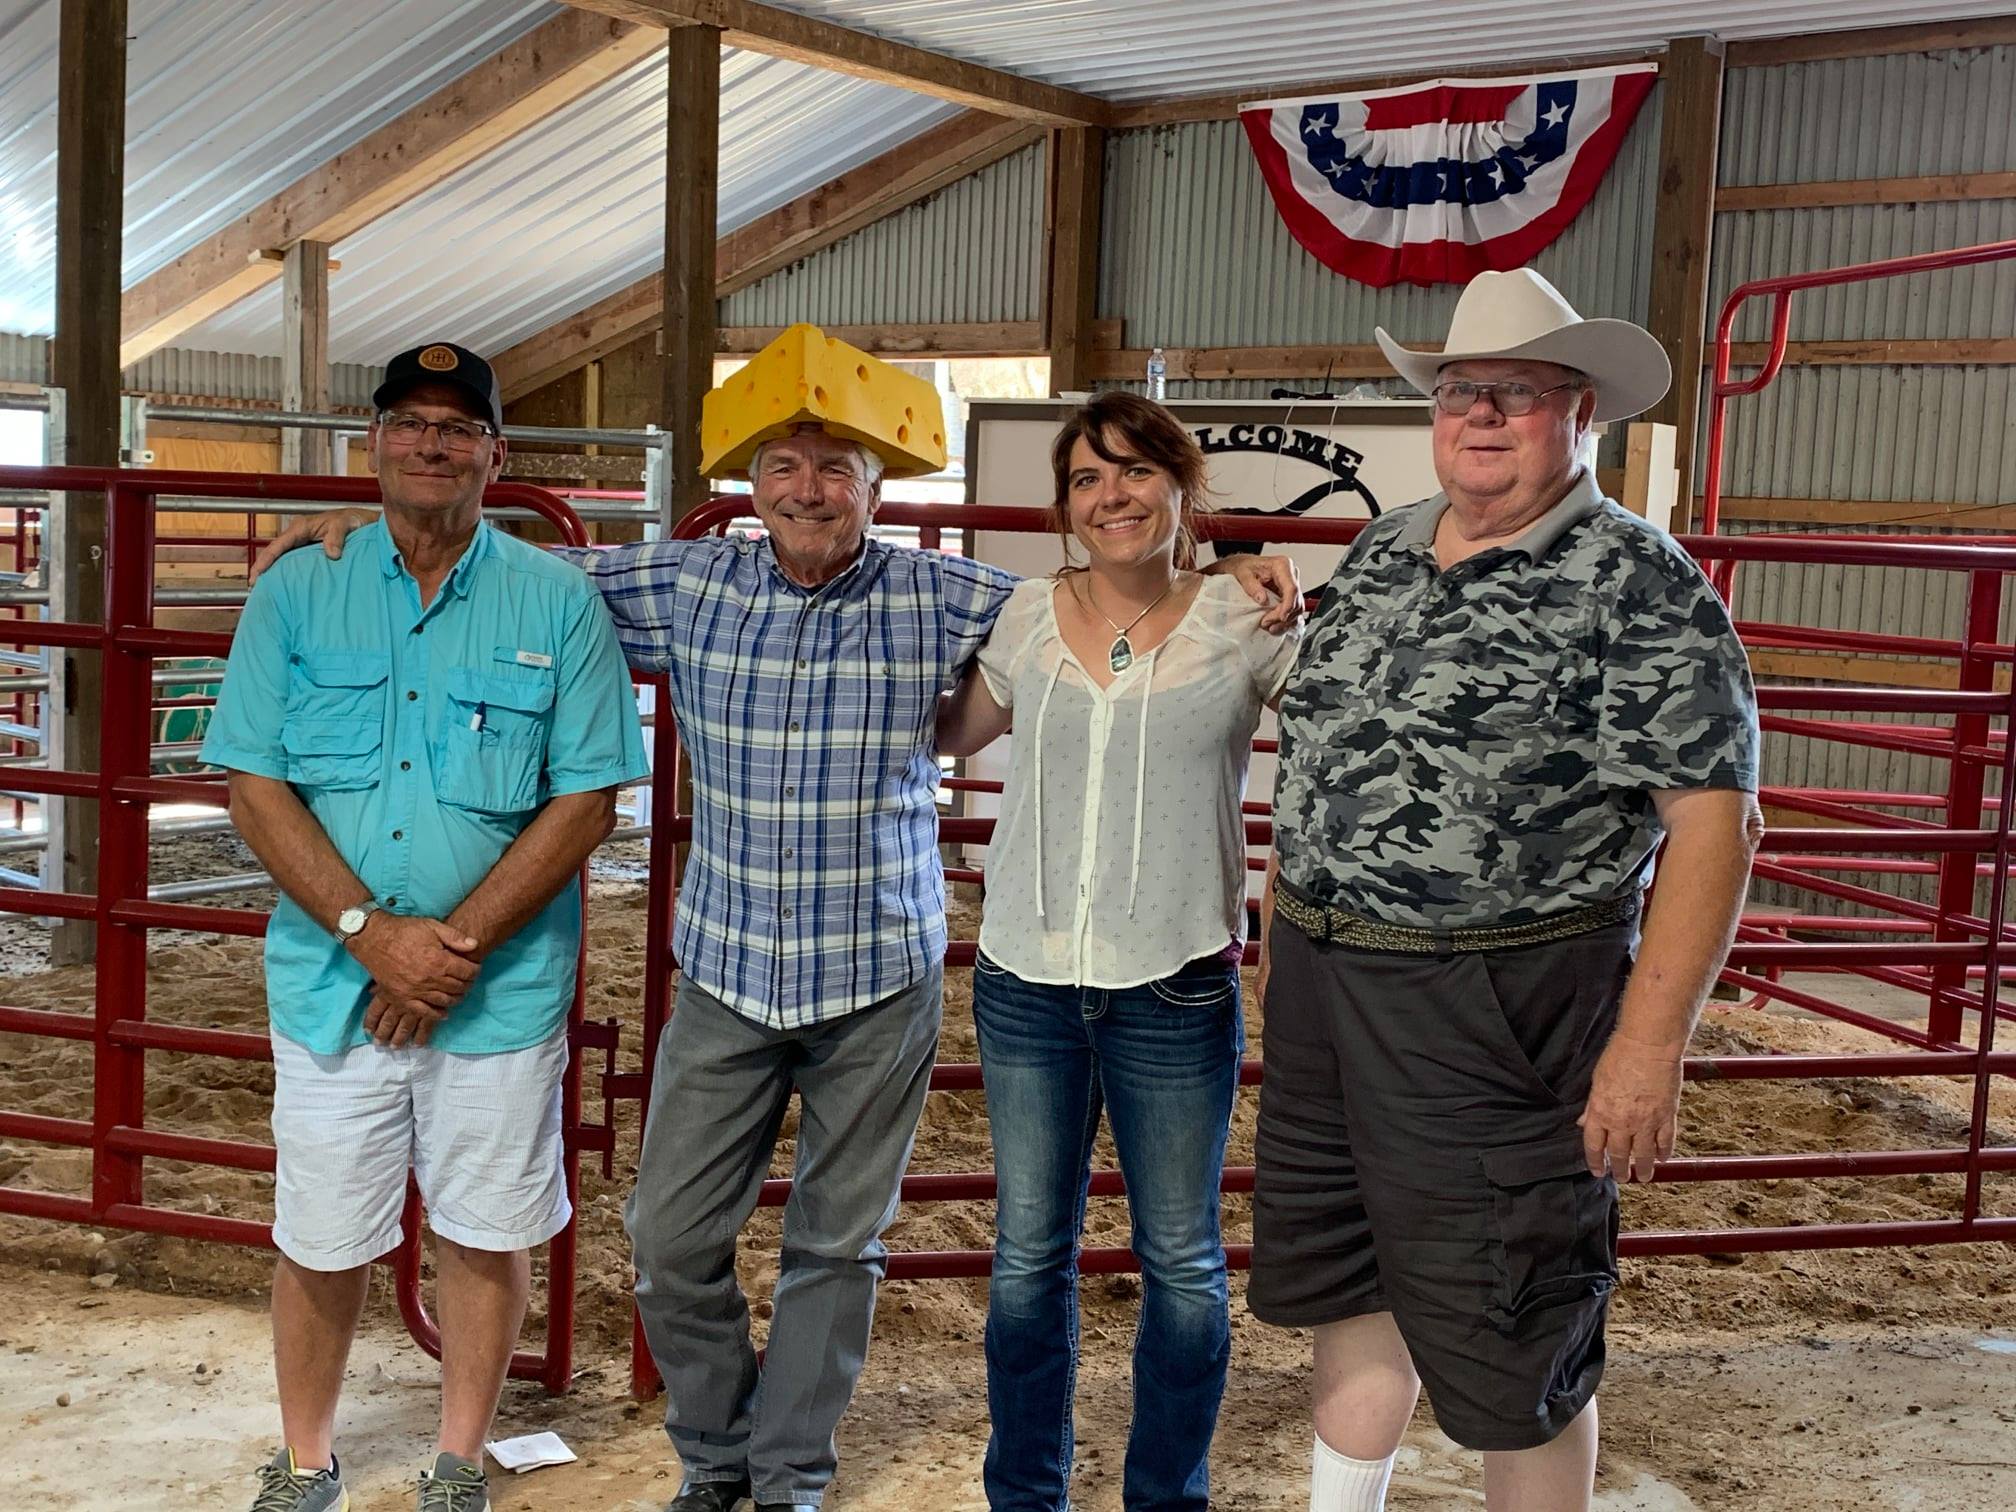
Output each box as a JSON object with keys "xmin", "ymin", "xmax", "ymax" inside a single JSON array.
[{"xmin": 700, "ymin": 324, "xmax": 949, "ymax": 480}]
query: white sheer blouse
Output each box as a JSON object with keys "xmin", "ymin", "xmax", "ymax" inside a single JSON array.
[{"xmin": 973, "ymin": 573, "xmax": 1300, "ymax": 988}]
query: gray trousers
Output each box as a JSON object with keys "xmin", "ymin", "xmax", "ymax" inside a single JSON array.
[{"xmin": 625, "ymin": 966, "xmax": 943, "ymax": 1506}]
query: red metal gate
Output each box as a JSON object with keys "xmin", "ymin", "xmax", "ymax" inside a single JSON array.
[{"xmin": 0, "ymin": 466, "xmax": 597, "ymax": 1392}]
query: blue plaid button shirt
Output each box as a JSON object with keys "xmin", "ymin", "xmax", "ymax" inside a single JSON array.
[{"xmin": 569, "ymin": 534, "xmax": 1016, "ymax": 1029}]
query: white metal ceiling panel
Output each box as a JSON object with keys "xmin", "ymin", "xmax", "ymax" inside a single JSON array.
[
  {"xmin": 0, "ymin": 0, "xmax": 553, "ymax": 333},
  {"xmin": 177, "ymin": 46, "xmax": 957, "ymax": 364},
  {"xmin": 767, "ymin": 1, "xmax": 2014, "ymax": 99}
]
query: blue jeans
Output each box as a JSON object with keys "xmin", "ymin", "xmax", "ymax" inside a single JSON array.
[{"xmin": 972, "ymin": 949, "xmax": 1244, "ymax": 1512}]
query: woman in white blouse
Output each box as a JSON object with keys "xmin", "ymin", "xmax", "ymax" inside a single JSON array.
[{"xmin": 937, "ymin": 391, "xmax": 1301, "ymax": 1512}]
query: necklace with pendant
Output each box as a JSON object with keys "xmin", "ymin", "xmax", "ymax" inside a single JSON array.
[{"xmin": 1079, "ymin": 575, "xmax": 1176, "ymax": 673}]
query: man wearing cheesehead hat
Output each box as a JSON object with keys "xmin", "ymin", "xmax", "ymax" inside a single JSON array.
[
  {"xmin": 603, "ymin": 329, "xmax": 1297, "ymax": 1511},
  {"xmin": 1252, "ymin": 271, "xmax": 1763, "ymax": 1511},
  {"xmin": 255, "ymin": 325, "xmax": 1302, "ymax": 1509}
]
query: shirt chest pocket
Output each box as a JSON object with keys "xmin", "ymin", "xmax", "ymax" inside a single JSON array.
[
  {"xmin": 281, "ymin": 652, "xmax": 388, "ymax": 790},
  {"xmin": 436, "ymin": 661, "xmax": 556, "ymax": 814}
]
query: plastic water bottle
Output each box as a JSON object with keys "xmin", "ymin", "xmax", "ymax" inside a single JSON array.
[{"xmin": 1146, "ymin": 347, "xmax": 1167, "ymax": 401}]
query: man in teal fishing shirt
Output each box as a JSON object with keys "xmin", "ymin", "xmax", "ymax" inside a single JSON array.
[{"xmin": 201, "ymin": 341, "xmax": 649, "ymax": 1512}]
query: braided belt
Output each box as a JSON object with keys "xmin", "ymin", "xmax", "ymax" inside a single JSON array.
[{"xmin": 1273, "ymin": 883, "xmax": 1639, "ymax": 956}]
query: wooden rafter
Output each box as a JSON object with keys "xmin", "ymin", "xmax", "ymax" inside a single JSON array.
[
  {"xmin": 119, "ymin": 9, "xmax": 662, "ymax": 366},
  {"xmin": 1728, "ymin": 16, "xmax": 2016, "ymax": 67},
  {"xmin": 558, "ymin": 0, "xmax": 1109, "ymax": 125},
  {"xmin": 491, "ymin": 111, "xmax": 1042, "ymax": 400}
]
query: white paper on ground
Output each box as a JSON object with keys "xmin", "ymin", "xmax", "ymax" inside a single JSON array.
[{"xmin": 485, "ymin": 1431, "xmax": 578, "ymax": 1473}]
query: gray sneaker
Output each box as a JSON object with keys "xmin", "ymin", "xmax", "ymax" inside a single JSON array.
[
  {"xmin": 417, "ymin": 1452, "xmax": 489, "ymax": 1511},
  {"xmin": 250, "ymin": 1449, "xmax": 349, "ymax": 1512}
]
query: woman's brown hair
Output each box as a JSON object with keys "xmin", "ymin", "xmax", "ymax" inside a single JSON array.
[{"xmin": 1048, "ymin": 390, "xmax": 1213, "ymax": 570}]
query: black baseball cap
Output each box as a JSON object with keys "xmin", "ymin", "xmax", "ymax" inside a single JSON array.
[{"xmin": 373, "ymin": 342, "xmax": 502, "ymax": 430}]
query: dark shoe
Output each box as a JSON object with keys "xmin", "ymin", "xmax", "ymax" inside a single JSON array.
[{"xmin": 667, "ymin": 1477, "xmax": 750, "ymax": 1511}]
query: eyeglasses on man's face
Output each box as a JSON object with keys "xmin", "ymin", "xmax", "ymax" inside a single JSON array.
[
  {"xmin": 1429, "ymin": 380, "xmax": 1582, "ymax": 418},
  {"xmin": 376, "ymin": 411, "xmax": 497, "ymax": 453}
]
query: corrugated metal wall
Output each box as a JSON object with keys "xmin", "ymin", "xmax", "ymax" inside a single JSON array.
[
  {"xmin": 1098, "ymin": 99, "xmax": 1663, "ymax": 376},
  {"xmin": 1713, "ymin": 43, "xmax": 2016, "ymax": 918},
  {"xmin": 719, "ymin": 141, "xmax": 1046, "ymax": 328},
  {"xmin": 0, "ymin": 335, "xmax": 375, "ymax": 409}
]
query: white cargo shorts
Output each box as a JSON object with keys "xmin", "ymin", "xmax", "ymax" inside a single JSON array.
[{"xmin": 269, "ymin": 1025, "xmax": 571, "ymax": 1271}]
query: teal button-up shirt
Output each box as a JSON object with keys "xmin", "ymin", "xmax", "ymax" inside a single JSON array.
[{"xmin": 201, "ymin": 519, "xmax": 650, "ymax": 1055}]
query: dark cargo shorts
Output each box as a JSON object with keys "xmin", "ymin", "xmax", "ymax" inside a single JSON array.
[{"xmin": 1248, "ymin": 913, "xmax": 1633, "ymax": 1452}]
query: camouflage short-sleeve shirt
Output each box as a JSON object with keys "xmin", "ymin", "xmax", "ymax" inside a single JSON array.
[{"xmin": 1273, "ymin": 471, "xmax": 1759, "ymax": 930}]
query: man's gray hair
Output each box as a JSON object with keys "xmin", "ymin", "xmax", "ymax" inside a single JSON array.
[{"xmin": 750, "ymin": 430, "xmax": 885, "ymax": 486}]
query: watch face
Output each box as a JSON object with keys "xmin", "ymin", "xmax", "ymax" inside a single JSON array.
[{"xmin": 338, "ymin": 907, "xmax": 366, "ymax": 936}]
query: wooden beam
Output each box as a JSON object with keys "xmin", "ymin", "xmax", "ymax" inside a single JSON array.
[
  {"xmin": 1728, "ymin": 17, "xmax": 2016, "ymax": 68},
  {"xmin": 717, "ymin": 322, "xmax": 1045, "ymax": 357},
  {"xmin": 1717, "ymin": 170, "xmax": 2016, "ymax": 212},
  {"xmin": 1714, "ymin": 338, "xmax": 2016, "ymax": 367},
  {"xmin": 50, "ymin": 0, "xmax": 126, "ymax": 966},
  {"xmin": 662, "ymin": 25, "xmax": 719, "ymax": 524},
  {"xmin": 1644, "ymin": 36, "xmax": 1724, "ymax": 532},
  {"xmin": 492, "ymin": 112, "xmax": 1041, "ymax": 400},
  {"xmin": 1747, "ymin": 650, "xmax": 2005, "ymax": 693},
  {"xmin": 1046, "ymin": 127, "xmax": 1106, "ymax": 394},
  {"xmin": 1111, "ymin": 46, "xmax": 1663, "ymax": 127},
  {"xmin": 496, "ymin": 278, "xmax": 665, "ymax": 402},
  {"xmin": 120, "ymin": 9, "xmax": 660, "ymax": 365},
  {"xmin": 281, "ymin": 241, "xmax": 332, "ymax": 474},
  {"xmin": 559, "ymin": 0, "xmax": 1109, "ymax": 125},
  {"xmin": 1706, "ymin": 495, "xmax": 2016, "ymax": 529},
  {"xmin": 1086, "ymin": 343, "xmax": 1435, "ymax": 383}
]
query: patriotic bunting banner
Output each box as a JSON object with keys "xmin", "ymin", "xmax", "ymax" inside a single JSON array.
[{"xmin": 1239, "ymin": 64, "xmax": 1657, "ymax": 289}]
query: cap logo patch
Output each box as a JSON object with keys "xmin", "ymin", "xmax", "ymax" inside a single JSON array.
[{"xmin": 418, "ymin": 345, "xmax": 459, "ymax": 371}]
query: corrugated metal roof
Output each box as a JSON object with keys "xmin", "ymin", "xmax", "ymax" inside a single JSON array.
[
  {"xmin": 769, "ymin": 1, "xmax": 2013, "ymax": 100},
  {"xmin": 0, "ymin": 0, "xmax": 2008, "ymax": 363},
  {"xmin": 0, "ymin": 0, "xmax": 555, "ymax": 334},
  {"xmin": 178, "ymin": 44, "xmax": 956, "ymax": 363}
]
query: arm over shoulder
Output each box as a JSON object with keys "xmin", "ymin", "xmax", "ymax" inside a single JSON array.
[{"xmin": 544, "ymin": 581, "xmax": 653, "ymax": 797}]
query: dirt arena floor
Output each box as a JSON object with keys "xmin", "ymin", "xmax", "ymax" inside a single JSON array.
[{"xmin": 4, "ymin": 841, "xmax": 2016, "ymax": 1508}]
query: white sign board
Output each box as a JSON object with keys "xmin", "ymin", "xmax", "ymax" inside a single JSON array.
[{"xmin": 958, "ymin": 399, "xmax": 1441, "ymax": 898}]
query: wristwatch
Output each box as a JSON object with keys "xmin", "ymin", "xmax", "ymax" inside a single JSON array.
[{"xmin": 335, "ymin": 899, "xmax": 382, "ymax": 944}]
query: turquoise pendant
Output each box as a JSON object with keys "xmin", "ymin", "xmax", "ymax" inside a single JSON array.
[{"xmin": 1109, "ymin": 636, "xmax": 1134, "ymax": 674}]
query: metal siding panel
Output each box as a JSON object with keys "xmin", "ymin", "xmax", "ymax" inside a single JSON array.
[
  {"xmin": 1711, "ymin": 201, "xmax": 2016, "ymax": 344},
  {"xmin": 718, "ymin": 140, "xmax": 1044, "ymax": 329},
  {"xmin": 0, "ymin": 330, "xmax": 46, "ymax": 385},
  {"xmin": 1722, "ymin": 44, "xmax": 2016, "ymax": 184}
]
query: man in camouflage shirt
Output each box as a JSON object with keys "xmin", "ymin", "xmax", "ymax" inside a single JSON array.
[{"xmin": 1251, "ymin": 269, "xmax": 1762, "ymax": 1512}]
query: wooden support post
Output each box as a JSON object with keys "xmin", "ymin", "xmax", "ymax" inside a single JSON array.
[
  {"xmin": 1045, "ymin": 126, "xmax": 1106, "ymax": 395},
  {"xmin": 281, "ymin": 240, "xmax": 332, "ymax": 474},
  {"xmin": 1643, "ymin": 36, "xmax": 1724, "ymax": 532},
  {"xmin": 660, "ymin": 25, "xmax": 720, "ymax": 527},
  {"xmin": 48, "ymin": 0, "xmax": 126, "ymax": 965}
]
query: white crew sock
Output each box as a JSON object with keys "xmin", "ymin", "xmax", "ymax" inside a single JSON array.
[{"xmin": 1310, "ymin": 1431, "xmax": 1396, "ymax": 1512}]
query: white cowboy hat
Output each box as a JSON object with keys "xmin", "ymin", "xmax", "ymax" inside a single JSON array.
[{"xmin": 1374, "ymin": 268, "xmax": 1671, "ymax": 423}]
